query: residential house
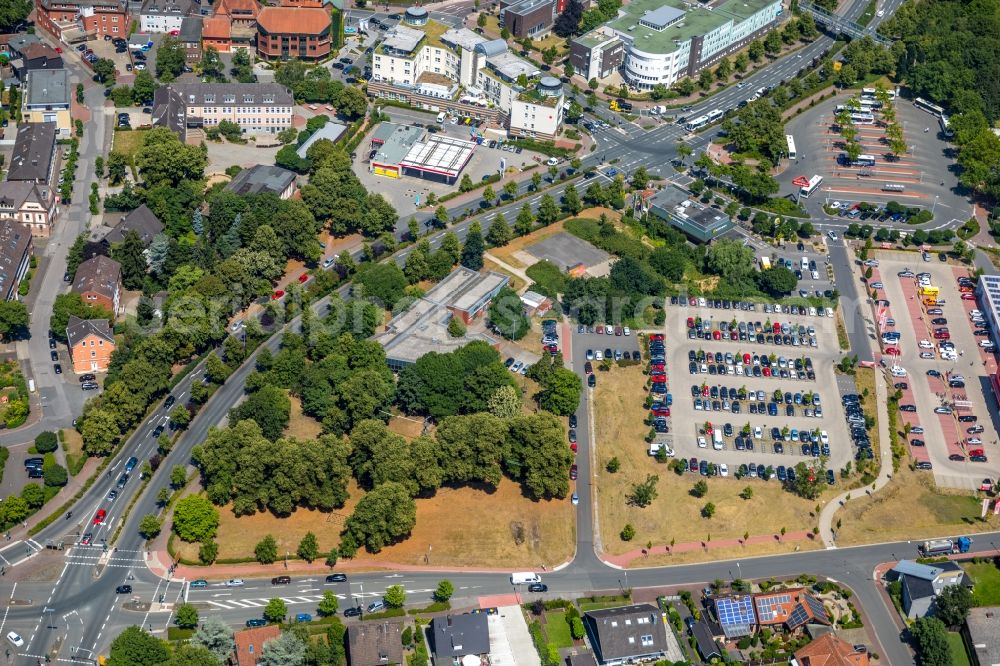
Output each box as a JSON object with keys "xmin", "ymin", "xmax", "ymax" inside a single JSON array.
[
  {"xmin": 0, "ymin": 34, "xmax": 42, "ymax": 60},
  {"xmin": 178, "ymin": 16, "xmax": 204, "ymax": 62},
  {"xmin": 151, "ymin": 82, "xmax": 293, "ymax": 141},
  {"xmin": 21, "ymin": 69, "xmax": 72, "ymax": 137},
  {"xmin": 6, "ymin": 122, "xmax": 57, "ymax": 189},
  {"xmin": 0, "ymin": 220, "xmax": 33, "ymax": 301},
  {"xmin": 793, "ymin": 633, "xmax": 870, "ymax": 666},
  {"xmin": 889, "ymin": 560, "xmax": 971, "ymax": 619},
  {"xmin": 102, "ymin": 204, "xmax": 164, "ymax": 247},
  {"xmin": 256, "ymin": 6, "xmax": 332, "ymax": 61},
  {"xmin": 709, "ymin": 594, "xmax": 756, "ymax": 639},
  {"xmin": 963, "ymin": 606, "xmax": 1000, "ymax": 666},
  {"xmin": 203, "ymin": 0, "xmax": 260, "ymax": 51},
  {"xmin": 582, "ymin": 604, "xmax": 669, "ymax": 666},
  {"xmin": 691, "ymin": 622, "xmax": 722, "ymax": 662},
  {"xmin": 72, "ymin": 255, "xmax": 122, "ymax": 317},
  {"xmin": 139, "ymin": 0, "xmax": 197, "ymax": 33},
  {"xmin": 34, "ymin": 0, "xmax": 132, "ymax": 40},
  {"xmin": 430, "ymin": 614, "xmax": 490, "ymax": 663},
  {"xmin": 0, "ymin": 181, "xmax": 56, "ymax": 238},
  {"xmin": 346, "ymin": 620, "xmax": 404, "ymax": 666},
  {"xmin": 66, "ymin": 317, "xmax": 116, "ymax": 373},
  {"xmin": 224, "ymin": 165, "xmax": 297, "ymax": 199},
  {"xmin": 9, "ymin": 43, "xmax": 64, "ymax": 82},
  {"xmin": 566, "ymin": 652, "xmax": 597, "ymax": 666},
  {"xmin": 233, "ymin": 625, "xmax": 281, "ymax": 666},
  {"xmin": 753, "ymin": 588, "xmax": 831, "ymax": 633}
]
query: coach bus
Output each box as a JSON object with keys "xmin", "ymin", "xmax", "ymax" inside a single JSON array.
[
  {"xmin": 706, "ymin": 109, "xmax": 724, "ymax": 123},
  {"xmin": 914, "ymin": 97, "xmax": 946, "ymax": 116},
  {"xmin": 786, "ymin": 134, "xmax": 797, "ymax": 159},
  {"xmin": 939, "ymin": 114, "xmax": 955, "ymax": 139},
  {"xmin": 800, "ymin": 175, "xmax": 824, "ymax": 198},
  {"xmin": 684, "ymin": 115, "xmax": 710, "ymax": 132},
  {"xmin": 862, "ymin": 87, "xmax": 896, "ymax": 100},
  {"xmin": 850, "ymin": 113, "xmax": 876, "ymax": 124},
  {"xmin": 840, "ymin": 153, "xmax": 876, "ymax": 167}
]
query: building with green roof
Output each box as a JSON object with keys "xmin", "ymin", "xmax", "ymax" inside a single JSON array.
[{"xmin": 570, "ymin": 0, "xmax": 781, "ymax": 88}]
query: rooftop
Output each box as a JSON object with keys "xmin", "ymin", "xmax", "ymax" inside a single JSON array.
[
  {"xmin": 966, "ymin": 606, "xmax": 1000, "ymax": 666},
  {"xmin": 370, "ymin": 123, "xmax": 426, "ymax": 167},
  {"xmin": 178, "ymin": 15, "xmax": 203, "ymax": 42},
  {"xmin": 794, "ymin": 633, "xmax": 870, "ymax": 666},
  {"xmin": 649, "ymin": 184, "xmax": 733, "ymax": 242},
  {"xmin": 574, "ymin": 26, "xmax": 620, "ymax": 48},
  {"xmin": 441, "ymin": 26, "xmax": 488, "ymax": 51},
  {"xmin": 378, "ymin": 18, "xmax": 451, "ymax": 55},
  {"xmin": 486, "ymin": 50, "xmax": 538, "ymax": 81},
  {"xmin": 711, "ymin": 595, "xmax": 756, "ymax": 638},
  {"xmin": 347, "ymin": 620, "xmax": 404, "ymax": 666},
  {"xmin": 104, "ymin": 204, "xmax": 163, "ymax": 245},
  {"xmin": 65, "ymin": 316, "xmax": 114, "ymax": 349},
  {"xmin": 399, "ymin": 134, "xmax": 477, "ymax": 179},
  {"xmin": 233, "ymin": 625, "xmax": 281, "ymax": 666},
  {"xmin": 24, "ymin": 68, "xmax": 69, "ymax": 107},
  {"xmin": 584, "ymin": 604, "xmax": 669, "ymax": 662},
  {"xmin": 504, "ymin": 0, "xmax": 553, "ymax": 16},
  {"xmin": 892, "ymin": 559, "xmax": 963, "ymax": 581},
  {"xmin": 753, "ymin": 588, "xmax": 830, "ymax": 630},
  {"xmin": 257, "ymin": 6, "xmax": 332, "ymax": 35},
  {"xmin": 430, "ymin": 613, "xmax": 491, "ymax": 657},
  {"xmin": 296, "ymin": 121, "xmax": 348, "ymax": 158},
  {"xmin": 0, "ymin": 181, "xmax": 48, "ymax": 212},
  {"xmin": 0, "ymin": 219, "xmax": 32, "ymax": 300},
  {"xmin": 72, "ymin": 255, "xmax": 121, "ymax": 301},
  {"xmin": 140, "ymin": 0, "xmax": 195, "ymax": 15},
  {"xmin": 7, "ymin": 122, "xmax": 56, "ymax": 183},
  {"xmin": 608, "ymin": 0, "xmax": 778, "ymax": 55},
  {"xmin": 225, "ymin": 165, "xmax": 297, "ymax": 197}
]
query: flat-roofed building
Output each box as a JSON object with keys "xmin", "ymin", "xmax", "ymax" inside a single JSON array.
[
  {"xmin": 369, "ymin": 123, "xmax": 477, "ymax": 185},
  {"xmin": 499, "ymin": 0, "xmax": 557, "ymax": 38},
  {"xmin": 649, "ymin": 184, "xmax": 733, "ymax": 243},
  {"xmin": 225, "ymin": 165, "xmax": 297, "ymax": 199},
  {"xmin": 570, "ymin": 27, "xmax": 625, "ymax": 81},
  {"xmin": 22, "ymin": 69, "xmax": 72, "ymax": 136}
]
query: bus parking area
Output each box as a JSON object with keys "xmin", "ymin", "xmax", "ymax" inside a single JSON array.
[{"xmin": 781, "ymin": 90, "xmax": 966, "ymax": 223}]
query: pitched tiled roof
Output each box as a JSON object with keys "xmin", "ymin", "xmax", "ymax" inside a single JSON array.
[
  {"xmin": 794, "ymin": 633, "xmax": 870, "ymax": 666},
  {"xmin": 72, "ymin": 255, "xmax": 121, "ymax": 302},
  {"xmin": 257, "ymin": 6, "xmax": 331, "ymax": 34},
  {"xmin": 104, "ymin": 204, "xmax": 163, "ymax": 245},
  {"xmin": 66, "ymin": 316, "xmax": 114, "ymax": 348},
  {"xmin": 202, "ymin": 15, "xmax": 232, "ymax": 38},
  {"xmin": 346, "ymin": 620, "xmax": 404, "ymax": 666},
  {"xmin": 233, "ymin": 626, "xmax": 281, "ymax": 666},
  {"xmin": 216, "ymin": 0, "xmax": 260, "ymax": 18}
]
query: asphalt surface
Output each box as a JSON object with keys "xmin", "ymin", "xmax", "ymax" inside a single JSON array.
[{"xmin": 0, "ymin": 0, "xmax": 976, "ymax": 663}]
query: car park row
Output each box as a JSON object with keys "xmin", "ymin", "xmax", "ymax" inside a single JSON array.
[
  {"xmin": 672, "ymin": 296, "xmax": 834, "ymax": 319},
  {"xmin": 687, "ymin": 349, "xmax": 817, "ymax": 381},
  {"xmin": 686, "ymin": 316, "xmax": 823, "ymax": 348},
  {"xmin": 690, "ymin": 383, "xmax": 824, "ymax": 418}
]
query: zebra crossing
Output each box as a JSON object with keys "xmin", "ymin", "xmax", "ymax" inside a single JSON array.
[{"xmin": 202, "ymin": 594, "xmax": 333, "ymax": 610}]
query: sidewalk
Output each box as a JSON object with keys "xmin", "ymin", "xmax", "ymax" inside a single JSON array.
[{"xmin": 600, "ymin": 530, "xmax": 816, "ymax": 568}]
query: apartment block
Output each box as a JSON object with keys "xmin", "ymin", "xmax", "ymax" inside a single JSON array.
[
  {"xmin": 21, "ymin": 69, "xmax": 72, "ymax": 137},
  {"xmin": 139, "ymin": 0, "xmax": 197, "ymax": 33},
  {"xmin": 152, "ymin": 82, "xmax": 294, "ymax": 141},
  {"xmin": 34, "ymin": 0, "xmax": 132, "ymax": 40},
  {"xmin": 256, "ymin": 6, "xmax": 332, "ymax": 61}
]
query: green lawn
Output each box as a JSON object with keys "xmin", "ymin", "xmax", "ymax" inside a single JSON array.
[
  {"xmin": 962, "ymin": 562, "xmax": 1000, "ymax": 606},
  {"xmin": 947, "ymin": 631, "xmax": 971, "ymax": 666},
  {"xmin": 111, "ymin": 128, "xmax": 150, "ymax": 162},
  {"xmin": 576, "ymin": 594, "xmax": 632, "ymax": 612},
  {"xmin": 542, "ymin": 610, "xmax": 573, "ymax": 648}
]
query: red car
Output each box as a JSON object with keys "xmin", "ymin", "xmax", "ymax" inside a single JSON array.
[
  {"xmin": 772, "ymin": 323, "xmax": 781, "ymax": 334},
  {"xmin": 969, "ymin": 448, "xmax": 985, "ymax": 457},
  {"xmin": 570, "ymin": 442, "xmax": 578, "ymax": 453},
  {"xmin": 569, "ymin": 464, "xmax": 578, "ymax": 480},
  {"xmin": 705, "ymin": 422, "xmax": 713, "ymax": 435},
  {"xmin": 544, "ymin": 344, "xmax": 559, "ymax": 354},
  {"xmin": 743, "ymin": 353, "xmax": 752, "ymax": 365},
  {"xmin": 959, "ymin": 285, "xmax": 974, "ymax": 293},
  {"xmin": 962, "ymin": 293, "xmax": 976, "ymax": 300},
  {"xmin": 686, "ymin": 317, "xmax": 695, "ymax": 328},
  {"xmin": 702, "ymin": 386, "xmax": 710, "ymax": 396},
  {"xmin": 584, "ymin": 361, "xmax": 593, "ymax": 374},
  {"xmin": 650, "ymin": 374, "xmax": 666, "ymax": 383},
  {"xmin": 713, "ymin": 330, "xmax": 721, "ymax": 340},
  {"xmin": 596, "ymin": 325, "xmax": 605, "ymax": 334},
  {"xmin": 762, "ymin": 367, "xmax": 772, "ymax": 377},
  {"xmin": 730, "ymin": 331, "xmax": 739, "ymax": 341},
  {"xmin": 651, "ymin": 408, "xmax": 670, "ymax": 417},
  {"xmin": 884, "ymin": 347, "xmax": 900, "ymax": 356},
  {"xmin": 650, "ymin": 363, "xmax": 665, "ymax": 372},
  {"xmin": 934, "ymin": 331, "xmax": 951, "ymax": 339},
  {"xmin": 272, "ymin": 290, "xmax": 285, "ymax": 300},
  {"xmin": 298, "ymin": 273, "xmax": 310, "ymax": 284},
  {"xmin": 649, "ymin": 333, "xmax": 664, "ymax": 341},
  {"xmin": 93, "ymin": 509, "xmax": 107, "ymax": 525}
]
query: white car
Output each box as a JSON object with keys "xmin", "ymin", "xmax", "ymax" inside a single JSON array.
[
  {"xmin": 6, "ymin": 632, "xmax": 23, "ymax": 648},
  {"xmin": 828, "ymin": 231, "xmax": 839, "ymax": 241},
  {"xmin": 820, "ymin": 430, "xmax": 829, "ymax": 444},
  {"xmin": 697, "ymin": 436, "xmax": 707, "ymax": 448},
  {"xmin": 226, "ymin": 578, "xmax": 245, "ymax": 587},
  {"xmin": 918, "ymin": 340, "xmax": 933, "ymax": 349},
  {"xmin": 719, "ymin": 463, "xmax": 729, "ymax": 477},
  {"xmin": 920, "ymin": 352, "xmax": 934, "ymax": 359},
  {"xmin": 754, "ymin": 426, "xmax": 762, "ymax": 439},
  {"xmin": 876, "ymin": 8, "xmax": 884, "ymax": 16},
  {"xmin": 545, "ymin": 157, "xmax": 560, "ymax": 166},
  {"xmin": 980, "ymin": 340, "xmax": 996, "ymax": 348},
  {"xmin": 968, "ymin": 437, "xmax": 983, "ymax": 445},
  {"xmin": 890, "ymin": 366, "xmax": 907, "ymax": 377},
  {"xmin": 595, "ymin": 350, "xmax": 604, "ymax": 360},
  {"xmin": 941, "ymin": 352, "xmax": 958, "ymax": 361},
  {"xmin": 623, "ymin": 326, "xmax": 631, "ymax": 336},
  {"xmin": 970, "ymin": 310, "xmax": 984, "ymax": 319}
]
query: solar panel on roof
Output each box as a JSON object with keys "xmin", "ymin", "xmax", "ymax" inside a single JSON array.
[
  {"xmin": 787, "ymin": 605, "xmax": 809, "ymax": 628},
  {"xmin": 806, "ymin": 595, "xmax": 829, "ymax": 622}
]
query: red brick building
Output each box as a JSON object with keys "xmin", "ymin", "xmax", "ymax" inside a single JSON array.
[
  {"xmin": 66, "ymin": 317, "xmax": 115, "ymax": 374},
  {"xmin": 256, "ymin": 6, "xmax": 331, "ymax": 61},
  {"xmin": 204, "ymin": 0, "xmax": 259, "ymax": 52},
  {"xmin": 35, "ymin": 0, "xmax": 132, "ymax": 40}
]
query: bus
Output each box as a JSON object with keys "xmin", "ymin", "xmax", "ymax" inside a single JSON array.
[
  {"xmin": 706, "ymin": 109, "xmax": 724, "ymax": 123},
  {"xmin": 857, "ymin": 99, "xmax": 882, "ymax": 110},
  {"xmin": 850, "ymin": 113, "xmax": 875, "ymax": 124},
  {"xmin": 914, "ymin": 97, "xmax": 945, "ymax": 116},
  {"xmin": 882, "ymin": 183, "xmax": 906, "ymax": 192},
  {"xmin": 684, "ymin": 115, "xmax": 709, "ymax": 132},
  {"xmin": 841, "ymin": 153, "xmax": 876, "ymax": 167},
  {"xmin": 786, "ymin": 134, "xmax": 797, "ymax": 160},
  {"xmin": 800, "ymin": 175, "xmax": 823, "ymax": 198},
  {"xmin": 939, "ymin": 114, "xmax": 955, "ymax": 139},
  {"xmin": 862, "ymin": 87, "xmax": 896, "ymax": 100}
]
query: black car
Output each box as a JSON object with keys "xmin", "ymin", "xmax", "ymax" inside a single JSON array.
[
  {"xmin": 588, "ymin": 374, "xmax": 596, "ymax": 387},
  {"xmin": 569, "ymin": 414, "xmax": 577, "ymax": 428},
  {"xmin": 343, "ymin": 607, "xmax": 362, "ymax": 617},
  {"xmin": 164, "ymin": 395, "xmax": 176, "ymax": 409},
  {"xmin": 527, "ymin": 583, "xmax": 548, "ymax": 592},
  {"xmin": 152, "ymin": 424, "xmax": 165, "ymax": 438},
  {"xmin": 116, "ymin": 585, "xmax": 133, "ymax": 594},
  {"xmin": 246, "ymin": 618, "xmax": 267, "ymax": 627},
  {"xmin": 326, "ymin": 573, "xmax": 348, "ymax": 582}
]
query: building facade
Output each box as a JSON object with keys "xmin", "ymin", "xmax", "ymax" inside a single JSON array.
[
  {"xmin": 152, "ymin": 83, "xmax": 294, "ymax": 141},
  {"xmin": 22, "ymin": 69, "xmax": 72, "ymax": 136},
  {"xmin": 139, "ymin": 0, "xmax": 196, "ymax": 33},
  {"xmin": 572, "ymin": 0, "xmax": 782, "ymax": 90},
  {"xmin": 0, "ymin": 182, "xmax": 56, "ymax": 238},
  {"xmin": 203, "ymin": 0, "xmax": 259, "ymax": 52},
  {"xmin": 72, "ymin": 255, "xmax": 122, "ymax": 316},
  {"xmin": 256, "ymin": 6, "xmax": 332, "ymax": 61},
  {"xmin": 569, "ymin": 28, "xmax": 625, "ymax": 82},
  {"xmin": 66, "ymin": 316, "xmax": 116, "ymax": 373},
  {"xmin": 34, "ymin": 0, "xmax": 132, "ymax": 40},
  {"xmin": 499, "ymin": 0, "xmax": 558, "ymax": 39},
  {"xmin": 0, "ymin": 220, "xmax": 33, "ymax": 301}
]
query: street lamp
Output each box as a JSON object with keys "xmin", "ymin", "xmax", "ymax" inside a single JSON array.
[{"xmin": 932, "ymin": 195, "xmax": 939, "ymax": 214}]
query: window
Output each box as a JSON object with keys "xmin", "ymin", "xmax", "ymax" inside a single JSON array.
[
  {"xmin": 223, "ymin": 94, "xmax": 235, "ymax": 103},
  {"xmin": 640, "ymin": 634, "xmax": 654, "ymax": 647},
  {"xmin": 91, "ymin": 351, "xmax": 96, "ymax": 357},
  {"xmin": 204, "ymin": 95, "xmax": 215, "ymax": 103},
  {"xmin": 243, "ymin": 94, "xmax": 254, "ymax": 103}
]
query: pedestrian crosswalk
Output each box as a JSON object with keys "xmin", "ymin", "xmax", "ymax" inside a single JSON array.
[{"xmin": 203, "ymin": 594, "xmax": 336, "ymax": 610}]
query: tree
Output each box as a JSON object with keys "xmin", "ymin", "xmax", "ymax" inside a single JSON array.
[
  {"xmin": 488, "ymin": 286, "xmax": 530, "ymax": 340},
  {"xmin": 935, "ymin": 584, "xmax": 973, "ymax": 627},
  {"xmin": 34, "ymin": 431, "xmax": 58, "ymax": 454},
  {"xmin": 137, "ymin": 127, "xmax": 207, "ymax": 186},
  {"xmin": 263, "ymin": 598, "xmax": 288, "ymax": 623},
  {"xmin": 172, "ymin": 495, "xmax": 220, "ymax": 542},
  {"xmin": 131, "ymin": 71, "xmax": 156, "ymax": 105},
  {"xmin": 620, "ymin": 524, "xmax": 635, "ymax": 540},
  {"xmin": 155, "ymin": 36, "xmax": 186, "ymax": 80},
  {"xmin": 461, "ymin": 226, "xmax": 485, "ymax": 270},
  {"xmin": 537, "ymin": 367, "xmax": 582, "ymax": 416},
  {"xmin": 515, "ymin": 203, "xmax": 536, "ymax": 235},
  {"xmin": 94, "ymin": 58, "xmax": 116, "ymax": 84},
  {"xmin": 698, "ymin": 68, "xmax": 714, "ymax": 91},
  {"xmin": 297, "ymin": 531, "xmax": 320, "ymax": 562},
  {"xmin": 691, "ymin": 479, "xmax": 708, "ymax": 497},
  {"xmin": 228, "ymin": 384, "xmax": 291, "ymax": 441},
  {"xmin": 139, "ymin": 514, "xmax": 162, "ymax": 539},
  {"xmin": 343, "ymin": 482, "xmax": 416, "ymax": 553},
  {"xmin": 763, "ymin": 29, "xmax": 782, "ymax": 54},
  {"xmin": 175, "ymin": 603, "xmax": 199, "ymax": 629},
  {"xmin": 487, "ymin": 385, "xmax": 521, "ymax": 418},
  {"xmin": 192, "ymin": 616, "xmax": 234, "ymax": 662},
  {"xmin": 702, "ymin": 502, "xmax": 717, "ymax": 518},
  {"xmin": 537, "ymin": 194, "xmax": 560, "ymax": 225},
  {"xmin": 318, "ymin": 590, "xmax": 339, "ymax": 616},
  {"xmin": 0, "ymin": 300, "xmax": 28, "ymax": 341},
  {"xmin": 259, "ymin": 632, "xmax": 306, "ymax": 666},
  {"xmin": 740, "ymin": 486, "xmax": 753, "ymax": 500},
  {"xmin": 715, "ymin": 56, "xmax": 732, "ymax": 81},
  {"xmin": 256, "ymin": 534, "xmax": 279, "ymax": 564},
  {"xmin": 758, "ymin": 265, "xmax": 797, "ymax": 295},
  {"xmin": 554, "ymin": 0, "xmax": 583, "ymax": 36},
  {"xmin": 748, "ymin": 39, "xmax": 764, "ymax": 61},
  {"xmin": 434, "ymin": 580, "xmax": 454, "ymax": 602},
  {"xmin": 628, "ymin": 474, "xmax": 659, "ymax": 507},
  {"xmin": 43, "ymin": 462, "xmax": 68, "ymax": 487},
  {"xmin": 50, "ymin": 293, "xmax": 112, "ymax": 343},
  {"xmin": 477, "ymin": 12, "xmax": 487, "ymax": 27},
  {"xmin": 910, "ymin": 617, "xmax": 951, "ymax": 666},
  {"xmin": 447, "ymin": 317, "xmax": 466, "ymax": 338},
  {"xmin": 164, "ymin": 644, "xmax": 219, "ymax": 666},
  {"xmin": 562, "ymin": 183, "xmax": 582, "ymax": 215},
  {"xmin": 355, "ymin": 262, "xmax": 408, "ymax": 308},
  {"xmin": 20, "ymin": 484, "xmax": 45, "ymax": 509},
  {"xmin": 112, "ymin": 230, "xmax": 148, "ymax": 290},
  {"xmin": 107, "ymin": 626, "xmax": 169, "ymax": 666},
  {"xmin": 0, "ymin": 0, "xmax": 31, "ymax": 32},
  {"xmin": 384, "ymin": 584, "xmax": 407, "ymax": 608},
  {"xmin": 486, "ymin": 214, "xmax": 513, "ymax": 247}
]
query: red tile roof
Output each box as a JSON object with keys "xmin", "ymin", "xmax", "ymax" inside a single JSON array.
[
  {"xmin": 202, "ymin": 15, "xmax": 232, "ymax": 39},
  {"xmin": 794, "ymin": 634, "xmax": 870, "ymax": 666},
  {"xmin": 216, "ymin": 0, "xmax": 260, "ymax": 18},
  {"xmin": 257, "ymin": 6, "xmax": 331, "ymax": 35},
  {"xmin": 234, "ymin": 626, "xmax": 281, "ymax": 666}
]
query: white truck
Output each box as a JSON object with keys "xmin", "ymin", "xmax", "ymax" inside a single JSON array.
[{"xmin": 510, "ymin": 572, "xmax": 542, "ymax": 585}]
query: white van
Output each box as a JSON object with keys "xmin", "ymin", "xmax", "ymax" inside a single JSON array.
[
  {"xmin": 801, "ymin": 257, "xmax": 809, "ymax": 270},
  {"xmin": 713, "ymin": 430, "xmax": 723, "ymax": 450},
  {"xmin": 825, "ymin": 307, "xmax": 834, "ymax": 318},
  {"xmin": 511, "ymin": 572, "xmax": 542, "ymax": 585},
  {"xmin": 436, "ymin": 112, "xmax": 446, "ymax": 124}
]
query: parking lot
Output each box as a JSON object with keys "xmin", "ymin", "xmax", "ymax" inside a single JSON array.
[
  {"xmin": 663, "ymin": 301, "xmax": 852, "ymax": 481},
  {"xmin": 783, "ymin": 93, "xmax": 966, "ymax": 224},
  {"xmin": 866, "ymin": 253, "xmax": 1000, "ymax": 489}
]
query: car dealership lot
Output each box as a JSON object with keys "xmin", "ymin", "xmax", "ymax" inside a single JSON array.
[
  {"xmin": 665, "ymin": 305, "xmax": 852, "ymax": 477},
  {"xmin": 871, "ymin": 253, "xmax": 1000, "ymax": 489}
]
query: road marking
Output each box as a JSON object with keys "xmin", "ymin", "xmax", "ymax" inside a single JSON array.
[{"xmin": 0, "ymin": 582, "xmax": 16, "ymax": 637}]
